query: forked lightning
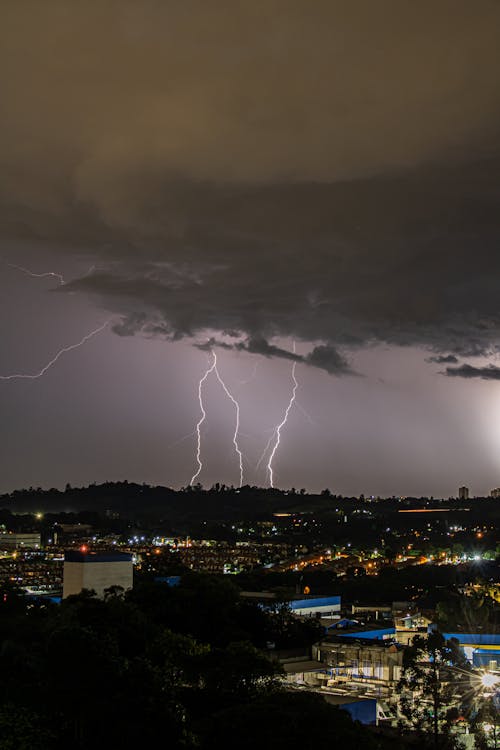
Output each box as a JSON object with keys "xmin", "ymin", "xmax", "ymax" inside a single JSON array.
[
  {"xmin": 189, "ymin": 351, "xmax": 244, "ymax": 487},
  {"xmin": 0, "ymin": 320, "xmax": 110, "ymax": 381},
  {"xmin": 7, "ymin": 262, "xmax": 65, "ymax": 285},
  {"xmin": 266, "ymin": 356, "xmax": 299, "ymax": 487}
]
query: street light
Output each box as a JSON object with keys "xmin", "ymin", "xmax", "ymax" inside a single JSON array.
[{"xmin": 481, "ymin": 673, "xmax": 500, "ymax": 689}]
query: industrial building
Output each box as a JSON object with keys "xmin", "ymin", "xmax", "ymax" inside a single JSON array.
[
  {"xmin": 289, "ymin": 595, "xmax": 341, "ymax": 617},
  {"xmin": 281, "ymin": 630, "xmax": 402, "ymax": 725},
  {"xmin": 311, "ymin": 635, "xmax": 404, "ymax": 698},
  {"xmin": 442, "ymin": 632, "xmax": 500, "ymax": 669}
]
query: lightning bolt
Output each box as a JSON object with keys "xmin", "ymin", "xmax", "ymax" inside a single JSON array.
[
  {"xmin": 189, "ymin": 351, "xmax": 244, "ymax": 487},
  {"xmin": 295, "ymin": 400, "xmax": 315, "ymax": 425},
  {"xmin": 0, "ymin": 320, "xmax": 110, "ymax": 381},
  {"xmin": 6, "ymin": 262, "xmax": 65, "ymax": 285},
  {"xmin": 6, "ymin": 261, "xmax": 97, "ymax": 286},
  {"xmin": 190, "ymin": 355, "xmax": 218, "ymax": 486},
  {"xmin": 165, "ymin": 429, "xmax": 198, "ymax": 452},
  {"xmin": 256, "ymin": 431, "xmax": 276, "ymax": 473},
  {"xmin": 266, "ymin": 352, "xmax": 299, "ymax": 488},
  {"xmin": 237, "ymin": 361, "xmax": 259, "ymax": 387},
  {"xmin": 213, "ymin": 357, "xmax": 244, "ymax": 487}
]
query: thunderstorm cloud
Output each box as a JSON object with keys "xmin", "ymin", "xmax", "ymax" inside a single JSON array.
[
  {"xmin": 2, "ymin": 1, "xmax": 500, "ymax": 372},
  {"xmin": 427, "ymin": 355, "xmax": 460, "ymax": 364},
  {"xmin": 195, "ymin": 336, "xmax": 354, "ymax": 375},
  {"xmin": 445, "ymin": 364, "xmax": 500, "ymax": 380}
]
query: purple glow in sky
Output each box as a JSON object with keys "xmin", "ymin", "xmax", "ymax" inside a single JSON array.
[{"xmin": 2, "ymin": 2, "xmax": 500, "ymax": 497}]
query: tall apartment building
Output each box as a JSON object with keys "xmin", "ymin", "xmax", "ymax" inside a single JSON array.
[{"xmin": 63, "ymin": 550, "xmax": 133, "ymax": 599}]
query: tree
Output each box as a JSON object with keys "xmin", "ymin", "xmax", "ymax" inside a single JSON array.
[
  {"xmin": 472, "ymin": 696, "xmax": 500, "ymax": 750},
  {"xmin": 0, "ymin": 705, "xmax": 55, "ymax": 750},
  {"xmin": 397, "ymin": 632, "xmax": 471, "ymax": 749},
  {"xmin": 204, "ymin": 691, "xmax": 384, "ymax": 750},
  {"xmin": 103, "ymin": 584, "xmax": 125, "ymax": 600},
  {"xmin": 199, "ymin": 640, "xmax": 282, "ymax": 702},
  {"xmin": 1, "ymin": 576, "xmax": 374, "ymax": 750}
]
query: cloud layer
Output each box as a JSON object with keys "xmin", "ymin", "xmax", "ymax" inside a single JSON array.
[
  {"xmin": 427, "ymin": 355, "xmax": 459, "ymax": 364},
  {"xmin": 2, "ymin": 1, "xmax": 500, "ymax": 371},
  {"xmin": 445, "ymin": 364, "xmax": 500, "ymax": 380},
  {"xmin": 195, "ymin": 336, "xmax": 355, "ymax": 375}
]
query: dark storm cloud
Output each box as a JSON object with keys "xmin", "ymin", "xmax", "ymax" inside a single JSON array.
[
  {"xmin": 193, "ymin": 336, "xmax": 354, "ymax": 376},
  {"xmin": 57, "ymin": 161, "xmax": 500, "ymax": 364},
  {"xmin": 445, "ymin": 364, "xmax": 500, "ymax": 380},
  {"xmin": 238, "ymin": 337, "xmax": 300, "ymax": 362},
  {"xmin": 305, "ymin": 345, "xmax": 354, "ymax": 376},
  {"xmin": 195, "ymin": 337, "xmax": 233, "ymax": 352},
  {"xmin": 427, "ymin": 355, "xmax": 460, "ymax": 364},
  {"xmin": 194, "ymin": 335, "xmax": 298, "ymax": 360},
  {"xmin": 2, "ymin": 1, "xmax": 500, "ymax": 370}
]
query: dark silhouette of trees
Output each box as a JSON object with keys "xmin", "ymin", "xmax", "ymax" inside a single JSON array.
[
  {"xmin": 398, "ymin": 632, "xmax": 471, "ymax": 750},
  {"xmin": 472, "ymin": 697, "xmax": 500, "ymax": 750},
  {"xmin": 204, "ymin": 691, "xmax": 383, "ymax": 750},
  {"xmin": 0, "ymin": 576, "xmax": 389, "ymax": 749}
]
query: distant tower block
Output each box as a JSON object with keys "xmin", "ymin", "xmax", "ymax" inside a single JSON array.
[
  {"xmin": 63, "ymin": 550, "xmax": 133, "ymax": 599},
  {"xmin": 458, "ymin": 486, "xmax": 469, "ymax": 500}
]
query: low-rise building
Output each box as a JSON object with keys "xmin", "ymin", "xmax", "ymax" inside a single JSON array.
[
  {"xmin": 441, "ymin": 632, "xmax": 500, "ymax": 668},
  {"xmin": 311, "ymin": 635, "xmax": 404, "ymax": 699},
  {"xmin": 0, "ymin": 532, "xmax": 41, "ymax": 550},
  {"xmin": 351, "ymin": 603, "xmax": 392, "ymax": 620},
  {"xmin": 324, "ymin": 622, "xmax": 396, "ymax": 641},
  {"xmin": 394, "ymin": 612, "xmax": 432, "ymax": 645},
  {"xmin": 290, "ymin": 595, "xmax": 341, "ymax": 617}
]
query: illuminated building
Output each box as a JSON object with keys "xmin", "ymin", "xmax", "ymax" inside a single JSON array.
[
  {"xmin": 442, "ymin": 632, "xmax": 500, "ymax": 669},
  {"xmin": 312, "ymin": 636, "xmax": 404, "ymax": 697},
  {"xmin": 289, "ymin": 595, "xmax": 341, "ymax": 617},
  {"xmin": 0, "ymin": 532, "xmax": 41, "ymax": 550},
  {"xmin": 63, "ymin": 550, "xmax": 133, "ymax": 599}
]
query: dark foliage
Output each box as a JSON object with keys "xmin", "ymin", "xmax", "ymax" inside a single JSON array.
[
  {"xmin": 397, "ymin": 632, "xmax": 472, "ymax": 750},
  {"xmin": 0, "ymin": 575, "xmax": 391, "ymax": 749}
]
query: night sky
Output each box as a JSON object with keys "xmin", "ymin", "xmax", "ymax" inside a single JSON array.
[{"xmin": 2, "ymin": 1, "xmax": 500, "ymax": 497}]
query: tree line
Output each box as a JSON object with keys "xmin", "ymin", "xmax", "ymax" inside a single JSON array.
[{"xmin": 0, "ymin": 573, "xmax": 399, "ymax": 750}]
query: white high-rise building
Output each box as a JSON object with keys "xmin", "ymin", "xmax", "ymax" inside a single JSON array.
[{"xmin": 63, "ymin": 550, "xmax": 133, "ymax": 598}]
